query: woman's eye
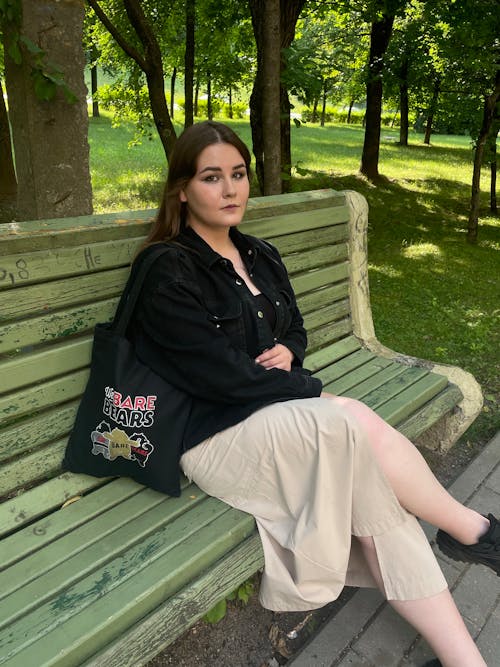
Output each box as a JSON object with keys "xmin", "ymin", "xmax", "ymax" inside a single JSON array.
[
  {"xmin": 233, "ymin": 171, "xmax": 246, "ymax": 179},
  {"xmin": 203, "ymin": 175, "xmax": 218, "ymax": 183}
]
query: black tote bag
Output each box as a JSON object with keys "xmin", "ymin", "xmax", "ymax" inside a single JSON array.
[{"xmin": 63, "ymin": 246, "xmax": 192, "ymax": 496}]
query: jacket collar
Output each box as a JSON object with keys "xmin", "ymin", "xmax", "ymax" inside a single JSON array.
[{"xmin": 176, "ymin": 225, "xmax": 259, "ymax": 269}]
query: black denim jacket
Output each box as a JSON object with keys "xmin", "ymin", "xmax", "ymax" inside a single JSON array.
[{"xmin": 131, "ymin": 225, "xmax": 323, "ymax": 451}]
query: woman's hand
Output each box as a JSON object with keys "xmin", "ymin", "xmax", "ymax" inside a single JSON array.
[{"xmin": 255, "ymin": 344, "xmax": 294, "ymax": 371}]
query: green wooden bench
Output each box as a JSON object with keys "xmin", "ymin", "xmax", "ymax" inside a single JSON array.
[{"xmin": 0, "ymin": 189, "xmax": 482, "ymax": 667}]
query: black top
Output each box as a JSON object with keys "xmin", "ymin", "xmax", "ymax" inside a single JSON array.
[{"xmin": 129, "ymin": 226, "xmax": 323, "ymax": 480}]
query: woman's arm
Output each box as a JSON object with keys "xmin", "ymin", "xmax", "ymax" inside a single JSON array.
[{"xmin": 135, "ymin": 253, "xmax": 322, "ymax": 405}]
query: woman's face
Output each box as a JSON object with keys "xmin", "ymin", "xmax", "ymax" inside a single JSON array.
[{"xmin": 180, "ymin": 142, "xmax": 250, "ymax": 235}]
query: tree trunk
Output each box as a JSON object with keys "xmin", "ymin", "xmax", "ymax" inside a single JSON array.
[
  {"xmin": 88, "ymin": 0, "xmax": 177, "ymax": 159},
  {"xmin": 424, "ymin": 78, "xmax": 440, "ymax": 145},
  {"xmin": 194, "ymin": 78, "xmax": 199, "ymax": 116},
  {"xmin": 312, "ymin": 98, "xmax": 318, "ymax": 123},
  {"xmin": 0, "ymin": 78, "xmax": 17, "ymax": 222},
  {"xmin": 249, "ymin": 0, "xmax": 305, "ymax": 194},
  {"xmin": 468, "ymin": 72, "xmax": 500, "ymax": 243},
  {"xmin": 228, "ymin": 85, "xmax": 233, "ymax": 118},
  {"xmin": 184, "ymin": 0, "xmax": 195, "ymax": 129},
  {"xmin": 3, "ymin": 0, "xmax": 92, "ymax": 220},
  {"xmin": 279, "ymin": 0, "xmax": 305, "ymax": 192},
  {"xmin": 398, "ymin": 59, "xmax": 409, "ymax": 146},
  {"xmin": 491, "ymin": 159, "xmax": 498, "ymax": 214},
  {"xmin": 360, "ymin": 12, "xmax": 395, "ymax": 181},
  {"xmin": 170, "ymin": 66, "xmax": 176, "ymax": 118},
  {"xmin": 347, "ymin": 100, "xmax": 354, "ymax": 124},
  {"xmin": 91, "ymin": 64, "xmax": 100, "ymax": 117},
  {"xmin": 262, "ymin": 0, "xmax": 281, "ymax": 194},
  {"xmin": 207, "ymin": 72, "xmax": 212, "ymax": 120},
  {"xmin": 321, "ymin": 80, "xmax": 327, "ymax": 127},
  {"xmin": 487, "ymin": 116, "xmax": 499, "ymax": 213}
]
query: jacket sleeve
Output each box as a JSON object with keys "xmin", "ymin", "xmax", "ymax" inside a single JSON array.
[{"xmin": 134, "ymin": 251, "xmax": 322, "ymax": 405}]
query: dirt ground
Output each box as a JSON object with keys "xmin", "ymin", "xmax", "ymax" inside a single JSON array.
[{"xmin": 146, "ymin": 435, "xmax": 487, "ymax": 667}]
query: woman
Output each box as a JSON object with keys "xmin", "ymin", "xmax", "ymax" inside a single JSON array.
[{"xmin": 131, "ymin": 121, "xmax": 498, "ymax": 667}]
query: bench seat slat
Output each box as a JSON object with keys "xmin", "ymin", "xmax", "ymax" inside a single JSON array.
[
  {"xmin": 82, "ymin": 533, "xmax": 264, "ymax": 667},
  {"xmin": 0, "ymin": 473, "xmax": 108, "ymax": 535},
  {"xmin": 305, "ymin": 335, "xmax": 361, "ymax": 372},
  {"xmin": 303, "ymin": 300, "xmax": 350, "ymax": 332},
  {"xmin": 242, "ymin": 202, "xmax": 349, "ymax": 235},
  {"xmin": 1, "ymin": 507, "xmax": 255, "ymax": 667},
  {"xmin": 0, "ymin": 300, "xmax": 116, "ymax": 354},
  {"xmin": 282, "ymin": 243, "xmax": 348, "ymax": 274},
  {"xmin": 0, "ymin": 238, "xmax": 144, "ymax": 290},
  {"xmin": 397, "ymin": 384, "xmax": 463, "ymax": 439},
  {"xmin": 296, "ymin": 282, "xmax": 349, "ymax": 315},
  {"xmin": 315, "ymin": 349, "xmax": 378, "ymax": 385},
  {"xmin": 0, "ymin": 491, "xmax": 212, "ymax": 626},
  {"xmin": 0, "ymin": 268, "xmax": 129, "ymax": 321},
  {"xmin": 0, "ymin": 403, "xmax": 78, "ymax": 463},
  {"xmin": 0, "ymin": 369, "xmax": 88, "ymax": 423},
  {"xmin": 0, "ymin": 478, "xmax": 144, "ymax": 568},
  {"xmin": 307, "ymin": 319, "xmax": 352, "ymax": 351},
  {"xmin": 0, "ymin": 484, "xmax": 199, "ymax": 600},
  {"xmin": 0, "ymin": 484, "xmax": 196, "ymax": 598},
  {"xmin": 1, "ymin": 338, "xmax": 92, "ymax": 395},
  {"xmin": 291, "ymin": 263, "xmax": 349, "ymax": 294},
  {"xmin": 268, "ymin": 223, "xmax": 348, "ymax": 255},
  {"xmin": 0, "ymin": 439, "xmax": 66, "ymax": 497},
  {"xmin": 322, "ymin": 358, "xmax": 399, "ymax": 395},
  {"xmin": 374, "ymin": 372, "xmax": 449, "ymax": 426}
]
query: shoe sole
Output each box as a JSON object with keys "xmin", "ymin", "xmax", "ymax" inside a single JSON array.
[{"xmin": 437, "ymin": 532, "xmax": 500, "ymax": 576}]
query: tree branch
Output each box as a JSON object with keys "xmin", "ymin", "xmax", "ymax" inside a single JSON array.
[
  {"xmin": 86, "ymin": 0, "xmax": 147, "ymax": 71},
  {"xmin": 123, "ymin": 0, "xmax": 163, "ymax": 68}
]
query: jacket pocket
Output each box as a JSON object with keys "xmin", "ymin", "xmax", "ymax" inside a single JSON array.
[{"xmin": 206, "ymin": 300, "xmax": 246, "ymax": 350}]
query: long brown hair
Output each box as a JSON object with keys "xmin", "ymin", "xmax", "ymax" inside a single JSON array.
[{"xmin": 143, "ymin": 121, "xmax": 252, "ymax": 248}]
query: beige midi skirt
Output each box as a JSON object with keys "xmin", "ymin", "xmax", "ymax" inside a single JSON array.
[{"xmin": 180, "ymin": 397, "xmax": 447, "ymax": 612}]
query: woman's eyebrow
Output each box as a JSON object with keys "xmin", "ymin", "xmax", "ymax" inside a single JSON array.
[{"xmin": 199, "ymin": 163, "xmax": 246, "ymax": 174}]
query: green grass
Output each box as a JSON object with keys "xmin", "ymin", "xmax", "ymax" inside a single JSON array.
[{"xmin": 89, "ymin": 114, "xmax": 499, "ymax": 442}]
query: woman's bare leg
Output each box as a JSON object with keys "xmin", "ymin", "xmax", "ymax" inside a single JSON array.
[
  {"xmin": 323, "ymin": 395, "xmax": 490, "ymax": 544},
  {"xmin": 357, "ymin": 535, "xmax": 486, "ymax": 667}
]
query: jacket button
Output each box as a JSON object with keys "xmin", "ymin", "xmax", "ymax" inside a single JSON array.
[
  {"xmin": 248, "ymin": 249, "xmax": 253, "ymax": 255},
  {"xmin": 275, "ymin": 300, "xmax": 280, "ymax": 306},
  {"xmin": 235, "ymin": 279, "xmax": 243, "ymax": 286},
  {"xmin": 257, "ymin": 310, "xmax": 264, "ymax": 319}
]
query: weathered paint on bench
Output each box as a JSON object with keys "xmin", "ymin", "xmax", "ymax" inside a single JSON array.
[{"xmin": 0, "ymin": 189, "xmax": 482, "ymax": 667}]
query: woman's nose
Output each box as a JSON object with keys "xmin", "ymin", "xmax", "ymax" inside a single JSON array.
[{"xmin": 223, "ymin": 177, "xmax": 236, "ymax": 196}]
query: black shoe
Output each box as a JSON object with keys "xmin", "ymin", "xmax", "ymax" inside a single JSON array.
[
  {"xmin": 420, "ymin": 660, "xmax": 442, "ymax": 666},
  {"xmin": 436, "ymin": 513, "xmax": 500, "ymax": 576}
]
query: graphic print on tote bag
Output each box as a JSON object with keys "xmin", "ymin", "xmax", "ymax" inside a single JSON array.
[{"xmin": 90, "ymin": 386, "xmax": 157, "ymax": 468}]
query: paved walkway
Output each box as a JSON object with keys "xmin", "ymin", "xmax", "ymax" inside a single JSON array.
[{"xmin": 289, "ymin": 432, "xmax": 500, "ymax": 667}]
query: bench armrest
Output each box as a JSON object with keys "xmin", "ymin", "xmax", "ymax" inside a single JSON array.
[{"xmin": 343, "ymin": 189, "xmax": 483, "ymax": 452}]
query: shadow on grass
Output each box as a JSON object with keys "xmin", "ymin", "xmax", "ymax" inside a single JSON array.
[{"xmin": 289, "ymin": 170, "xmax": 500, "ymax": 422}]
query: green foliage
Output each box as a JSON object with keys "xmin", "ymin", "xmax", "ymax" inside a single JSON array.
[
  {"xmin": 203, "ymin": 579, "xmax": 254, "ymax": 624},
  {"xmin": 97, "ymin": 80, "xmax": 155, "ymax": 144},
  {"xmin": 0, "ymin": 0, "xmax": 76, "ymax": 103},
  {"xmin": 222, "ymin": 101, "xmax": 248, "ymax": 119}
]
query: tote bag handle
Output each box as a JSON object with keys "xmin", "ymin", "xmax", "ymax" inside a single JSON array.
[{"xmin": 114, "ymin": 245, "xmax": 170, "ymax": 336}]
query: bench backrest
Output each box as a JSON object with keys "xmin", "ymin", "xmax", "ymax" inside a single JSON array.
[{"xmin": 0, "ymin": 189, "xmax": 360, "ymax": 532}]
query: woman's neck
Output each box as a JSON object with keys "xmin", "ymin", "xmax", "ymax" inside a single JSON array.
[{"xmin": 188, "ymin": 223, "xmax": 235, "ymax": 256}]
